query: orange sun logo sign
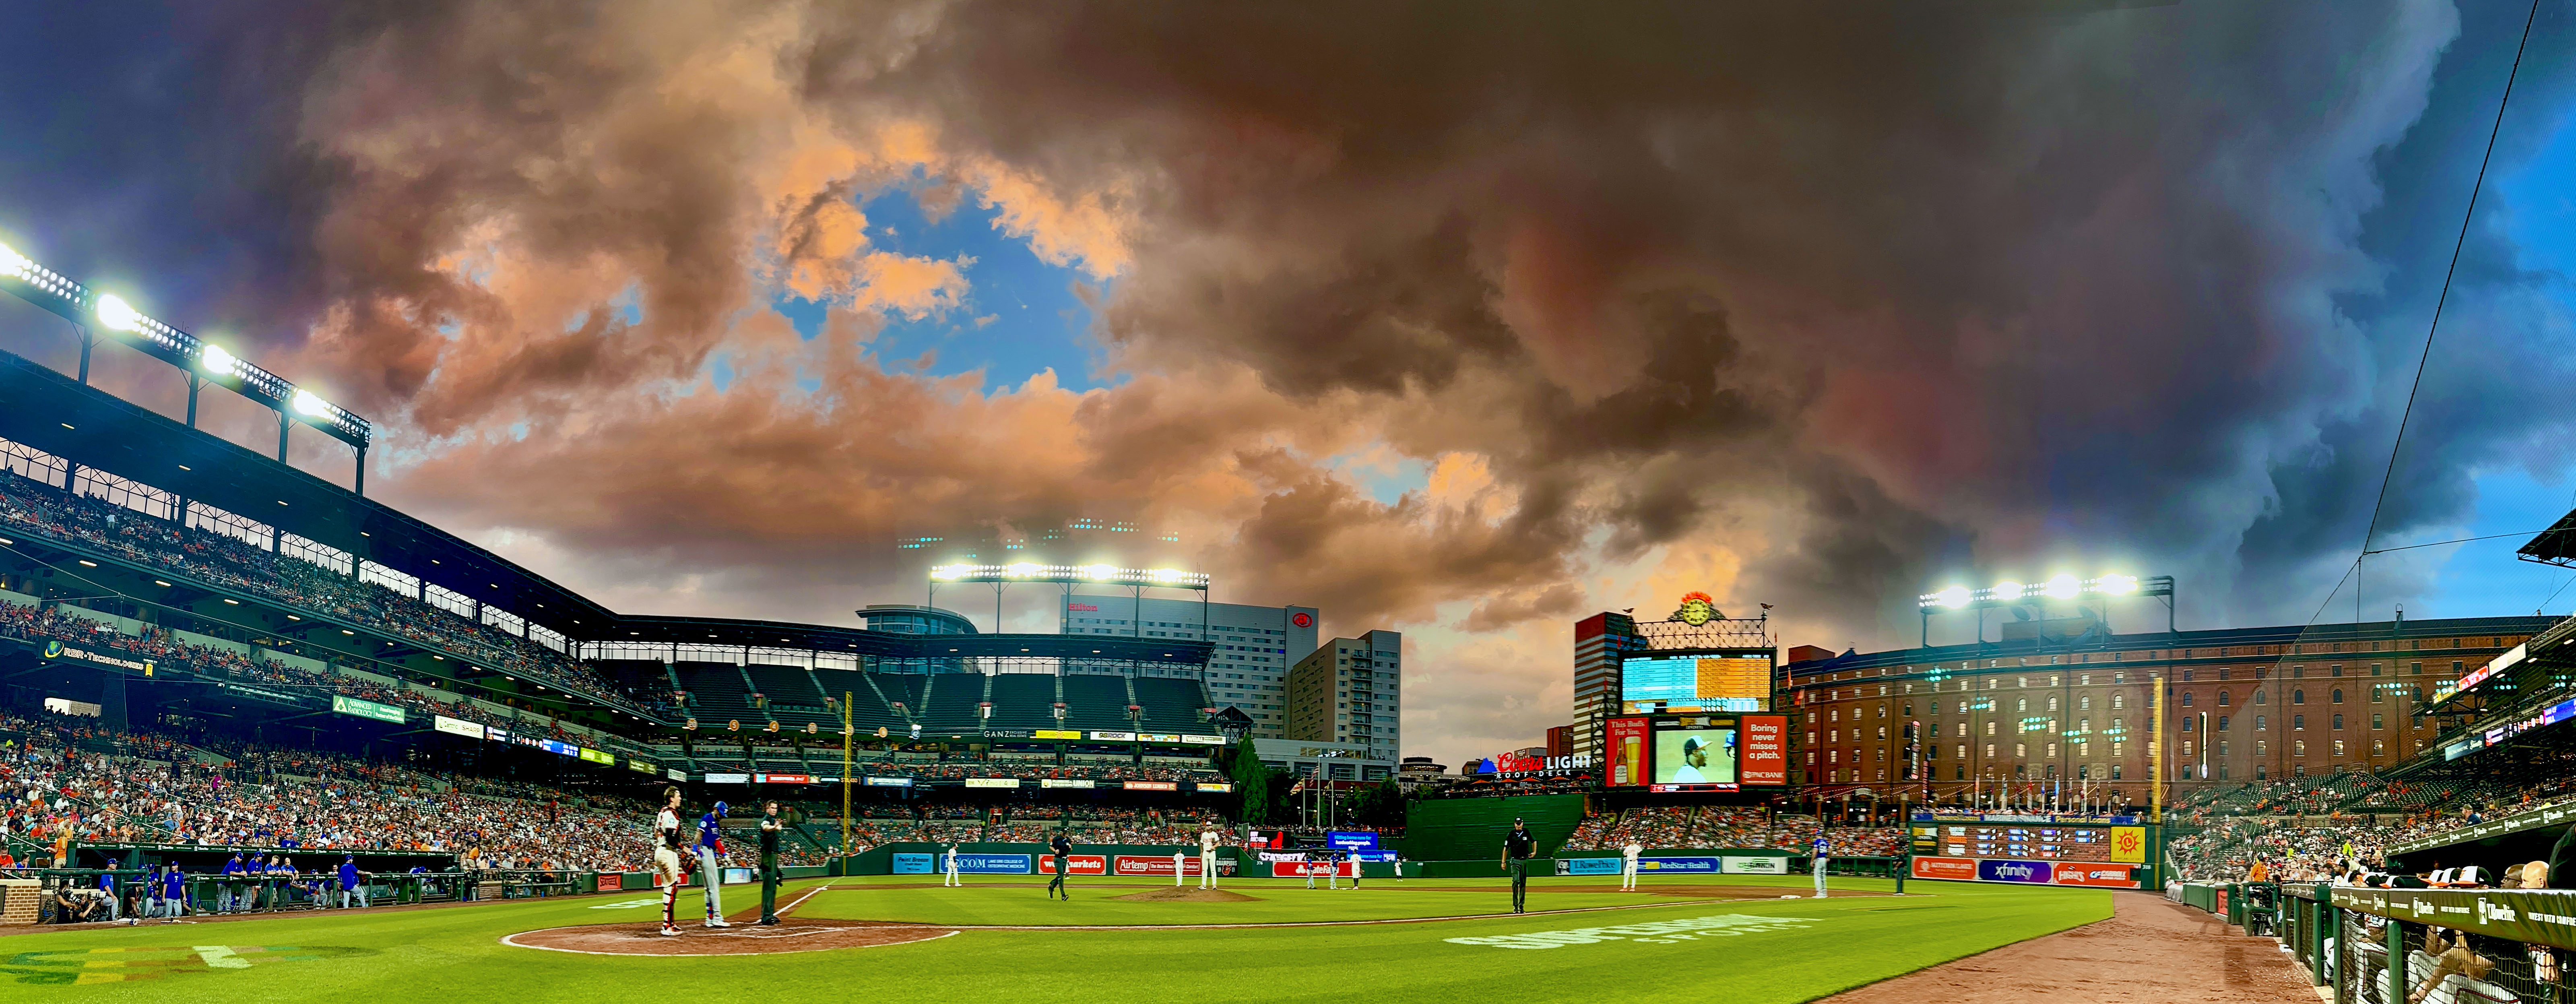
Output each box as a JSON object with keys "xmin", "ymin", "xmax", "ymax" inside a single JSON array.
[{"xmin": 1672, "ymin": 592, "xmax": 1719, "ymax": 626}]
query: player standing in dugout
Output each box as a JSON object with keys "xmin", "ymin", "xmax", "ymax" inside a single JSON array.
[
  {"xmin": 757, "ymin": 801, "xmax": 784, "ymax": 925},
  {"xmin": 1501, "ymin": 817, "xmax": 1536, "ymax": 914},
  {"xmin": 1047, "ymin": 830, "xmax": 1074, "ymax": 900}
]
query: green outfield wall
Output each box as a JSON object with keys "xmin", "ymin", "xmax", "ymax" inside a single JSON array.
[{"xmin": 1399, "ymin": 794, "xmax": 1587, "ymax": 861}]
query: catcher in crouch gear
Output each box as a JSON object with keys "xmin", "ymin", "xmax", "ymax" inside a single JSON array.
[{"xmin": 653, "ymin": 787, "xmax": 689, "ymax": 936}]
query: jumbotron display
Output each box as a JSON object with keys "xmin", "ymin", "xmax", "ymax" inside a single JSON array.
[
  {"xmin": 1604, "ymin": 713, "xmax": 1789, "ymax": 790},
  {"xmin": 1620, "ymin": 653, "xmax": 1771, "ymax": 713}
]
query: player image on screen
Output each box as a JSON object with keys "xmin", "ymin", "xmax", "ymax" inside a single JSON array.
[{"xmin": 1652, "ymin": 727, "xmax": 1737, "ymax": 785}]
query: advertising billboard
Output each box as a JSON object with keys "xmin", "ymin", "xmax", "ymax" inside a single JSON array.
[
  {"xmin": 1649, "ymin": 717, "xmax": 1736, "ymax": 791},
  {"xmin": 1114, "ymin": 855, "xmax": 1210, "ymax": 877},
  {"xmin": 1327, "ymin": 832, "xmax": 1380, "ymax": 851},
  {"xmin": 1907, "ymin": 855, "xmax": 2139, "ymax": 889},
  {"xmin": 1270, "ymin": 860, "xmax": 1358, "ymax": 878},
  {"xmin": 1604, "ymin": 717, "xmax": 1651, "ymax": 787},
  {"xmin": 1036, "ymin": 855, "xmax": 1109, "ymax": 875},
  {"xmin": 1620, "ymin": 653, "xmax": 1771, "ymax": 713},
  {"xmin": 1739, "ymin": 715, "xmax": 1788, "ymax": 786}
]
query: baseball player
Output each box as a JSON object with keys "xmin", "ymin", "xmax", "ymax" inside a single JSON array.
[
  {"xmin": 944, "ymin": 842, "xmax": 962, "ymax": 887},
  {"xmin": 1812, "ymin": 835, "xmax": 1830, "ymax": 899},
  {"xmin": 653, "ymin": 787, "xmax": 689, "ymax": 937},
  {"xmin": 1199, "ymin": 824, "xmax": 1220, "ymax": 889},
  {"xmin": 698, "ymin": 801, "xmax": 733, "ymax": 927},
  {"xmin": 1622, "ymin": 840, "xmax": 1643, "ymax": 891},
  {"xmin": 1173, "ymin": 848, "xmax": 1187, "ymax": 886}
]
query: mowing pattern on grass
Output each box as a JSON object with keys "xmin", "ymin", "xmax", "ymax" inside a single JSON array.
[{"xmin": 0, "ymin": 944, "xmax": 376, "ymax": 985}]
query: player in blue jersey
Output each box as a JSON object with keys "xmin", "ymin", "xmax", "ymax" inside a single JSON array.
[{"xmin": 698, "ymin": 801, "xmax": 732, "ymax": 927}]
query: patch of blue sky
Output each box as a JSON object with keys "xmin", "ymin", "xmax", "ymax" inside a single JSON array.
[
  {"xmin": 2408, "ymin": 469, "xmax": 2576, "ymax": 620},
  {"xmin": 1335, "ymin": 452, "xmax": 1430, "ymax": 505},
  {"xmin": 771, "ymin": 173, "xmax": 1115, "ymax": 390},
  {"xmin": 709, "ymin": 352, "xmax": 735, "ymax": 394}
]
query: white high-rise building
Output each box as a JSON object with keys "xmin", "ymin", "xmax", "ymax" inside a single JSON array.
[
  {"xmin": 1061, "ymin": 596, "xmax": 1318, "ymax": 737},
  {"xmin": 1287, "ymin": 630, "xmax": 1402, "ymax": 764}
]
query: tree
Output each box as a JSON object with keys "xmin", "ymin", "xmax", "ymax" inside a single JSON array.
[
  {"xmin": 1341, "ymin": 778, "xmax": 1411, "ymax": 830},
  {"xmin": 1226, "ymin": 736, "xmax": 1272, "ymax": 824}
]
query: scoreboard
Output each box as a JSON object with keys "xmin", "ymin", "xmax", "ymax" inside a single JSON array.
[
  {"xmin": 1918, "ymin": 822, "xmax": 2114, "ymax": 862},
  {"xmin": 1904, "ymin": 813, "xmax": 2146, "ymax": 888}
]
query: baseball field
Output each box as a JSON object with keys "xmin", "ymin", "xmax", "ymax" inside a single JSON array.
[{"xmin": 0, "ymin": 874, "xmax": 2111, "ymax": 1002}]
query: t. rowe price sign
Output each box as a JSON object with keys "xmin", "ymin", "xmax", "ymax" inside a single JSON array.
[{"xmin": 1739, "ymin": 715, "xmax": 1788, "ymax": 786}]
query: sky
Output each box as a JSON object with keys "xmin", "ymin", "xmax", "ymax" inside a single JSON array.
[{"xmin": 1, "ymin": 1, "xmax": 2574, "ymax": 771}]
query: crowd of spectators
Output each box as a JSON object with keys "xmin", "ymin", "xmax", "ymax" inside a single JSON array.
[
  {"xmin": 0, "ymin": 473, "xmax": 657, "ymax": 715},
  {"xmin": 1560, "ymin": 806, "xmax": 1906, "ymax": 856}
]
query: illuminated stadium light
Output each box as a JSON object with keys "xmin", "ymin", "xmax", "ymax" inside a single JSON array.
[
  {"xmin": 0, "ymin": 232, "xmax": 373, "ymax": 450},
  {"xmin": 927, "ymin": 564, "xmax": 1211, "ymax": 589},
  {"xmin": 1917, "ymin": 574, "xmax": 2168, "ymax": 608},
  {"xmin": 293, "ymin": 388, "xmax": 332, "ymax": 417},
  {"xmin": 94, "ymin": 293, "xmax": 141, "ymax": 331}
]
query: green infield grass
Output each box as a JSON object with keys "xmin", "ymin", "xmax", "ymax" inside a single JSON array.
[{"xmin": 0, "ymin": 874, "xmax": 2111, "ymax": 1003}]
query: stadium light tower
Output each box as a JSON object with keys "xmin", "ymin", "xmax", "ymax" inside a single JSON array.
[
  {"xmin": 1915, "ymin": 574, "xmax": 2173, "ymax": 646},
  {"xmin": 0, "ymin": 236, "xmax": 375, "ymax": 492},
  {"xmin": 927, "ymin": 562, "xmax": 1212, "ymax": 640}
]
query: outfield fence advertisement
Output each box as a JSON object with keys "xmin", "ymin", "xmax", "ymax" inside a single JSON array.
[
  {"xmin": 1909, "ymin": 855, "xmax": 2141, "ymax": 888},
  {"xmin": 1557, "ymin": 855, "xmax": 1768, "ymax": 876},
  {"xmin": 892, "ymin": 853, "xmax": 1035, "ymax": 874},
  {"xmin": 1114, "ymin": 855, "xmax": 1209, "ymax": 877},
  {"xmin": 1036, "ymin": 854, "xmax": 1110, "ymax": 875},
  {"xmin": 1271, "ymin": 860, "xmax": 1358, "ymax": 878}
]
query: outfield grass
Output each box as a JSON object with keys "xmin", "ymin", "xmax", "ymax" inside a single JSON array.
[{"xmin": 0, "ymin": 874, "xmax": 2112, "ymax": 1003}]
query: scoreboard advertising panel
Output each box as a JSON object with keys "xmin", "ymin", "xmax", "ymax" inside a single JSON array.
[
  {"xmin": 1903, "ymin": 814, "xmax": 2146, "ymax": 888},
  {"xmin": 1604, "ymin": 713, "xmax": 1789, "ymax": 789}
]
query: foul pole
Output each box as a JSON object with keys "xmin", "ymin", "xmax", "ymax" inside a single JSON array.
[{"xmin": 840, "ymin": 692, "xmax": 854, "ymax": 865}]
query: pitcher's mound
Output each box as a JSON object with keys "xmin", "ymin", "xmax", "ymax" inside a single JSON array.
[
  {"xmin": 1110, "ymin": 887, "xmax": 1259, "ymax": 903},
  {"xmin": 506, "ymin": 919, "xmax": 955, "ymax": 956}
]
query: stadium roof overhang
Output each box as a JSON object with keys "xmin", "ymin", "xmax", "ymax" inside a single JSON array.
[
  {"xmin": 2519, "ymin": 506, "xmax": 2576, "ymax": 567},
  {"xmin": 0, "ymin": 350, "xmax": 617, "ymax": 636},
  {"xmin": 610, "ymin": 613, "xmax": 1211, "ymax": 664}
]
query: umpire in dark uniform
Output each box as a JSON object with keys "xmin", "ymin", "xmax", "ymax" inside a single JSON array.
[
  {"xmin": 1501, "ymin": 817, "xmax": 1536, "ymax": 914},
  {"xmin": 757, "ymin": 801, "xmax": 784, "ymax": 925},
  {"xmin": 1047, "ymin": 830, "xmax": 1074, "ymax": 900}
]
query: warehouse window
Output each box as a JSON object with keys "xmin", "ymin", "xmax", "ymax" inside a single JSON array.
[{"xmin": 2217, "ymin": 691, "xmax": 2230, "ymax": 706}]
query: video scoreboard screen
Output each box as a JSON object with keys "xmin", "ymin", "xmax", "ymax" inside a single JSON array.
[{"xmin": 1620, "ymin": 653, "xmax": 1772, "ymax": 713}]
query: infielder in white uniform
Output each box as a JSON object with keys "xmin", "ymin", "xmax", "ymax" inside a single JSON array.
[
  {"xmin": 1173, "ymin": 850, "xmax": 1187, "ymax": 886},
  {"xmin": 1199, "ymin": 825, "xmax": 1221, "ymax": 889},
  {"xmin": 944, "ymin": 843, "xmax": 962, "ymax": 887},
  {"xmin": 1621, "ymin": 841, "xmax": 1643, "ymax": 891}
]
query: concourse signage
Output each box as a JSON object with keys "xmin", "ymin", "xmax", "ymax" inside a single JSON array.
[{"xmin": 330, "ymin": 695, "xmax": 406, "ymax": 724}]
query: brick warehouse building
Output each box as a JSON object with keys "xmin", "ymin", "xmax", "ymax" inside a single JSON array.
[{"xmin": 1783, "ymin": 615, "xmax": 2552, "ymax": 802}]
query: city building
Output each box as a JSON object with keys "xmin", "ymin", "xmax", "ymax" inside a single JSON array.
[
  {"xmin": 1571, "ymin": 612, "xmax": 1648, "ymax": 759},
  {"xmin": 1063, "ymin": 596, "xmax": 1318, "ymax": 735},
  {"xmin": 1785, "ymin": 616, "xmax": 2551, "ymax": 802},
  {"xmin": 1285, "ymin": 629, "xmax": 1402, "ymax": 763}
]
